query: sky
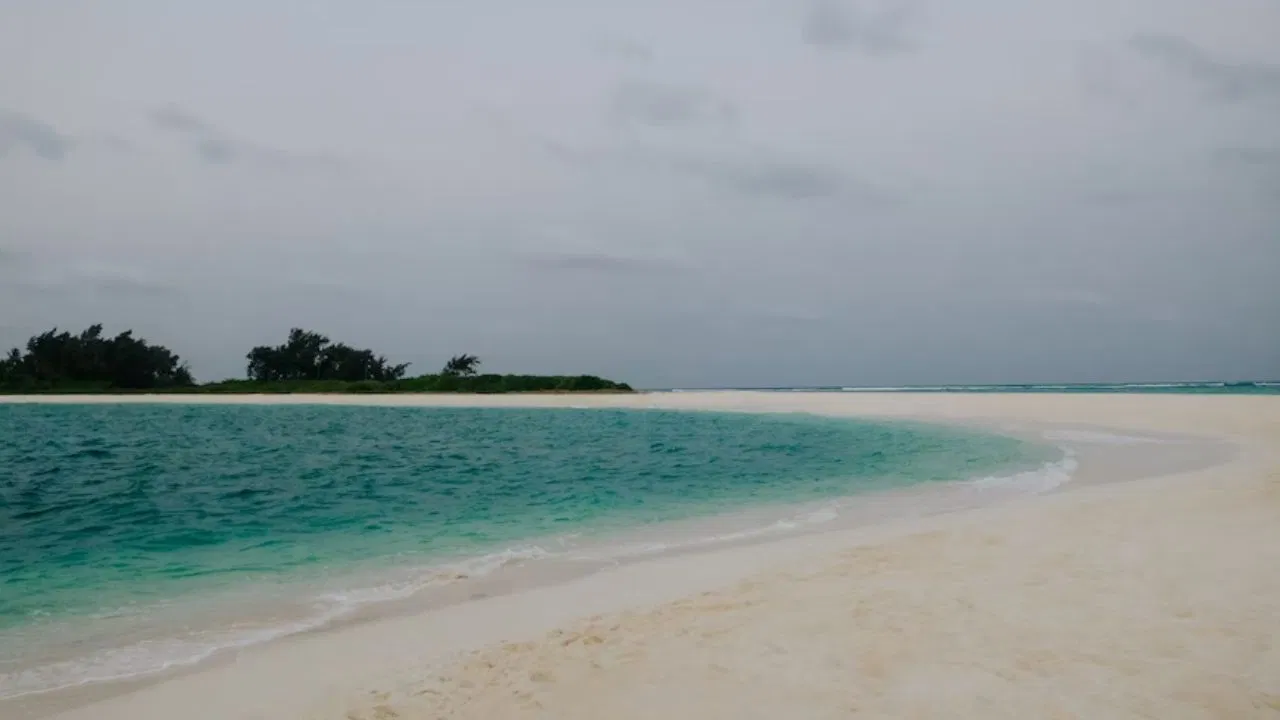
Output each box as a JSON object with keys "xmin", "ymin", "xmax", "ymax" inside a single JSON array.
[{"xmin": 1, "ymin": 0, "xmax": 1277, "ymax": 388}]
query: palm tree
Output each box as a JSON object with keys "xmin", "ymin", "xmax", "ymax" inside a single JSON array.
[{"xmin": 442, "ymin": 354, "xmax": 480, "ymax": 377}]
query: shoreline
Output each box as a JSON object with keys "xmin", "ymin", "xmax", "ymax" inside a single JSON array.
[
  {"xmin": 2, "ymin": 406, "xmax": 1077, "ymax": 708},
  {"xmin": 4, "ymin": 392, "xmax": 1277, "ymax": 719}
]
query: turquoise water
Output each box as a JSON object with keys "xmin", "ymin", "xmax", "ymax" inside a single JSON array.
[
  {"xmin": 0, "ymin": 404, "xmax": 1054, "ymax": 697},
  {"xmin": 698, "ymin": 381, "xmax": 1280, "ymax": 394}
]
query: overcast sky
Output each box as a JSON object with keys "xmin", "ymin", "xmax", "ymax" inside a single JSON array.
[{"xmin": 1, "ymin": 0, "xmax": 1277, "ymax": 388}]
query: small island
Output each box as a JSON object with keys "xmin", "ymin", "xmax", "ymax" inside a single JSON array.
[{"xmin": 0, "ymin": 325, "xmax": 633, "ymax": 394}]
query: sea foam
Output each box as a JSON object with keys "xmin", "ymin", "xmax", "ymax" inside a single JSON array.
[{"xmin": 0, "ymin": 404, "xmax": 1055, "ymax": 699}]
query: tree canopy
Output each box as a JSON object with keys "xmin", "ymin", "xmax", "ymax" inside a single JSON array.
[
  {"xmin": 0, "ymin": 325, "xmax": 632, "ymax": 393},
  {"xmin": 442, "ymin": 353, "xmax": 481, "ymax": 377},
  {"xmin": 245, "ymin": 328, "xmax": 410, "ymax": 382},
  {"xmin": 0, "ymin": 324, "xmax": 193, "ymax": 390}
]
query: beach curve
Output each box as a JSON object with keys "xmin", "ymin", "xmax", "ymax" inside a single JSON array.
[{"xmin": 4, "ymin": 392, "xmax": 1278, "ymax": 719}]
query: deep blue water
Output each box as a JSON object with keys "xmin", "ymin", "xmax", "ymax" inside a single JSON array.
[{"xmin": 0, "ymin": 404, "xmax": 1054, "ymax": 697}]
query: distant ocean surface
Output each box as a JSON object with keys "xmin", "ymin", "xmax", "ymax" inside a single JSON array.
[
  {"xmin": 0, "ymin": 404, "xmax": 1057, "ymax": 698},
  {"xmin": 669, "ymin": 381, "xmax": 1280, "ymax": 394}
]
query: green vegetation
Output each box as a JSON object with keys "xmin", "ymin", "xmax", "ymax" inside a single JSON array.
[
  {"xmin": 246, "ymin": 329, "xmax": 410, "ymax": 383},
  {"xmin": 0, "ymin": 325, "xmax": 632, "ymax": 394},
  {"xmin": 0, "ymin": 325, "xmax": 193, "ymax": 392},
  {"xmin": 441, "ymin": 353, "xmax": 481, "ymax": 377}
]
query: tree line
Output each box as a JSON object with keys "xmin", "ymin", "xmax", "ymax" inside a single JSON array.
[
  {"xmin": 0, "ymin": 325, "xmax": 631, "ymax": 393},
  {"xmin": 0, "ymin": 325, "xmax": 193, "ymax": 390},
  {"xmin": 245, "ymin": 328, "xmax": 410, "ymax": 383}
]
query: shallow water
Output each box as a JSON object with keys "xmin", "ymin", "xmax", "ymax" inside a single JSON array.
[
  {"xmin": 686, "ymin": 381, "xmax": 1280, "ymax": 394},
  {"xmin": 0, "ymin": 404, "xmax": 1056, "ymax": 697}
]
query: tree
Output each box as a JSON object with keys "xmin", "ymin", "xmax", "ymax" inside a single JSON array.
[
  {"xmin": 0, "ymin": 325, "xmax": 194, "ymax": 390},
  {"xmin": 442, "ymin": 354, "xmax": 480, "ymax": 377},
  {"xmin": 245, "ymin": 329, "xmax": 410, "ymax": 382},
  {"xmin": 0, "ymin": 347, "xmax": 23, "ymax": 387}
]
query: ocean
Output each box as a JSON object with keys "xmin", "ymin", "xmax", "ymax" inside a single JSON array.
[
  {"xmin": 0, "ymin": 404, "xmax": 1059, "ymax": 698},
  {"xmin": 677, "ymin": 381, "xmax": 1280, "ymax": 394}
]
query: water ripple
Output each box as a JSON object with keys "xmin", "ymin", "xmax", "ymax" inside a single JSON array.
[{"xmin": 0, "ymin": 404, "xmax": 1049, "ymax": 630}]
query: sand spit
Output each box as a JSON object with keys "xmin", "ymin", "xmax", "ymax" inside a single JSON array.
[{"xmin": 3, "ymin": 392, "xmax": 1276, "ymax": 719}]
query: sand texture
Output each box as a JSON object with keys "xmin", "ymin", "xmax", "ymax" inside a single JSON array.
[
  {"xmin": 365, "ymin": 464, "xmax": 1280, "ymax": 719},
  {"xmin": 3, "ymin": 392, "xmax": 1277, "ymax": 720}
]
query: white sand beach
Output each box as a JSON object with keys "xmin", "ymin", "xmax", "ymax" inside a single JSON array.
[{"xmin": 5, "ymin": 392, "xmax": 1280, "ymax": 719}]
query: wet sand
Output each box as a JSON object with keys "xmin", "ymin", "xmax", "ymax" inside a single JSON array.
[{"xmin": 4, "ymin": 392, "xmax": 1278, "ymax": 719}]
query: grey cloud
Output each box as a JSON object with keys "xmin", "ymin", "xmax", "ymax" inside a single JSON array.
[
  {"xmin": 196, "ymin": 136, "xmax": 237, "ymax": 164},
  {"xmin": 751, "ymin": 309, "xmax": 829, "ymax": 324},
  {"xmin": 1129, "ymin": 33, "xmax": 1280, "ymax": 102},
  {"xmin": 1213, "ymin": 146, "xmax": 1280, "ymax": 195},
  {"xmin": 520, "ymin": 251, "xmax": 693, "ymax": 275},
  {"xmin": 1213, "ymin": 146, "xmax": 1280, "ymax": 170},
  {"xmin": 539, "ymin": 135, "xmax": 884, "ymax": 202},
  {"xmin": 4, "ymin": 260, "xmax": 182, "ymax": 299},
  {"xmin": 89, "ymin": 272, "xmax": 184, "ymax": 299},
  {"xmin": 596, "ymin": 37, "xmax": 652, "ymax": 64},
  {"xmin": 4, "ymin": 281, "xmax": 174, "ymax": 308},
  {"xmin": 0, "ymin": 110, "xmax": 73, "ymax": 160},
  {"xmin": 283, "ymin": 279, "xmax": 370, "ymax": 299},
  {"xmin": 151, "ymin": 104, "xmax": 344, "ymax": 170},
  {"xmin": 609, "ymin": 80, "xmax": 737, "ymax": 129},
  {"xmin": 1076, "ymin": 189, "xmax": 1144, "ymax": 208},
  {"xmin": 1028, "ymin": 287, "xmax": 1113, "ymax": 310},
  {"xmin": 801, "ymin": 0, "xmax": 916, "ymax": 54},
  {"xmin": 152, "ymin": 105, "xmax": 211, "ymax": 134},
  {"xmin": 538, "ymin": 138, "xmax": 598, "ymax": 167},
  {"xmin": 5, "ymin": 0, "xmax": 1279, "ymax": 387},
  {"xmin": 93, "ymin": 134, "xmax": 136, "ymax": 154},
  {"xmin": 668, "ymin": 153, "xmax": 886, "ymax": 201}
]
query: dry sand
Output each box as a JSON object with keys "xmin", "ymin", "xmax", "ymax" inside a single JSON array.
[{"xmin": 7, "ymin": 392, "xmax": 1280, "ymax": 719}]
